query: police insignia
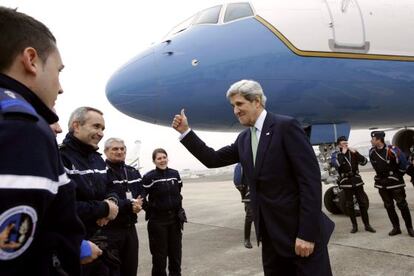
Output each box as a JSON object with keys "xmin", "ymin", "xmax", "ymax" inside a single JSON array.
[{"xmin": 0, "ymin": 206, "xmax": 37, "ymax": 260}]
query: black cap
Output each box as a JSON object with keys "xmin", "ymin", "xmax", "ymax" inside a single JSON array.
[
  {"xmin": 336, "ymin": 136, "xmax": 347, "ymax": 144},
  {"xmin": 371, "ymin": 131, "xmax": 385, "ymax": 139}
]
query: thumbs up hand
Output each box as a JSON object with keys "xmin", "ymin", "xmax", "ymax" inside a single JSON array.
[{"xmin": 172, "ymin": 108, "xmax": 190, "ymax": 134}]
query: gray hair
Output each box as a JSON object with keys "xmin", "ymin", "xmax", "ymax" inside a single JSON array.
[
  {"xmin": 226, "ymin": 80, "xmax": 267, "ymax": 107},
  {"xmin": 68, "ymin": 106, "xmax": 103, "ymax": 131},
  {"xmin": 104, "ymin": 137, "xmax": 125, "ymax": 151}
]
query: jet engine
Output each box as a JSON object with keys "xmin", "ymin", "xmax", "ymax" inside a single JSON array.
[{"xmin": 392, "ymin": 129, "xmax": 414, "ymax": 156}]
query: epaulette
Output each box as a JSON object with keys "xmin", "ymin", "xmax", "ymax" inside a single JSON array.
[
  {"xmin": 387, "ymin": 145, "xmax": 396, "ymax": 152},
  {"xmin": 387, "ymin": 145, "xmax": 400, "ymax": 159},
  {"xmin": 0, "ymin": 88, "xmax": 38, "ymax": 122}
]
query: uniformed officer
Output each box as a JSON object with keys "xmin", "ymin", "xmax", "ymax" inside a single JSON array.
[
  {"xmin": 369, "ymin": 131, "xmax": 414, "ymax": 237},
  {"xmin": 49, "ymin": 111, "xmax": 104, "ymax": 266},
  {"xmin": 60, "ymin": 106, "xmax": 120, "ymax": 275},
  {"xmin": 331, "ymin": 136, "xmax": 376, "ymax": 233},
  {"xmin": 0, "ymin": 7, "xmax": 84, "ymax": 275},
  {"xmin": 233, "ymin": 163, "xmax": 254, "ymax": 248},
  {"xmin": 102, "ymin": 137, "xmax": 143, "ymax": 276},
  {"xmin": 142, "ymin": 148, "xmax": 186, "ymax": 276}
]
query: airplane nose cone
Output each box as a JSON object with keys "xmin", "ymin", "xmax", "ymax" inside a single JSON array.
[{"xmin": 106, "ymin": 48, "xmax": 160, "ymax": 123}]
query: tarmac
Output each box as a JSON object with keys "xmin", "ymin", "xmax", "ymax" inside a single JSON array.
[{"xmin": 135, "ymin": 170, "xmax": 414, "ymax": 275}]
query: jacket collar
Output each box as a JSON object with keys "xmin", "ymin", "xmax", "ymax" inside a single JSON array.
[
  {"xmin": 0, "ymin": 73, "xmax": 58, "ymax": 124},
  {"xmin": 253, "ymin": 109, "xmax": 267, "ymax": 135},
  {"xmin": 106, "ymin": 159, "xmax": 125, "ymax": 169},
  {"xmin": 155, "ymin": 167, "xmax": 169, "ymax": 174},
  {"xmin": 62, "ymin": 132, "xmax": 99, "ymax": 156}
]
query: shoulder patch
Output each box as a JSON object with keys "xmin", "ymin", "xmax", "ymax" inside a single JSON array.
[
  {"xmin": 0, "ymin": 89, "xmax": 38, "ymax": 121},
  {"xmin": 0, "ymin": 205, "xmax": 37, "ymax": 260}
]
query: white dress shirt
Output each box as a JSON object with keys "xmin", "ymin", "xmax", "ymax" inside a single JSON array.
[{"xmin": 253, "ymin": 109, "xmax": 267, "ymax": 141}]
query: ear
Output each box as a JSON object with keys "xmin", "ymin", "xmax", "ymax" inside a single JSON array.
[
  {"xmin": 72, "ymin": 121, "xmax": 80, "ymax": 133},
  {"xmin": 21, "ymin": 47, "xmax": 40, "ymax": 75},
  {"xmin": 254, "ymin": 98, "xmax": 261, "ymax": 108}
]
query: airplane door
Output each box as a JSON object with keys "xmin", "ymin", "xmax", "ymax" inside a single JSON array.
[{"xmin": 325, "ymin": 0, "xmax": 369, "ymax": 53}]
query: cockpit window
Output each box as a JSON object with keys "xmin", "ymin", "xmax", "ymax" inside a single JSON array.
[
  {"xmin": 224, "ymin": 2, "xmax": 254, "ymax": 23},
  {"xmin": 165, "ymin": 3, "xmax": 253, "ymax": 39},
  {"xmin": 193, "ymin": 5, "xmax": 222, "ymax": 25},
  {"xmin": 166, "ymin": 15, "xmax": 196, "ymax": 37}
]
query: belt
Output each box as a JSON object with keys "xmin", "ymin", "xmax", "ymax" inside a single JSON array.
[
  {"xmin": 377, "ymin": 171, "xmax": 395, "ymax": 178},
  {"xmin": 341, "ymin": 171, "xmax": 360, "ymax": 178},
  {"xmin": 151, "ymin": 209, "xmax": 178, "ymax": 217}
]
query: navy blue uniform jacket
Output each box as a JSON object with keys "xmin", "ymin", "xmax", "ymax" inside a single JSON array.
[
  {"xmin": 60, "ymin": 133, "xmax": 116, "ymax": 238},
  {"xmin": 105, "ymin": 160, "xmax": 142, "ymax": 228},
  {"xmin": 0, "ymin": 74, "xmax": 84, "ymax": 275},
  {"xmin": 181, "ymin": 112, "xmax": 334, "ymax": 257}
]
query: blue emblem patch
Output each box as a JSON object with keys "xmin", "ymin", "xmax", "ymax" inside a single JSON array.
[{"xmin": 0, "ymin": 206, "xmax": 37, "ymax": 260}]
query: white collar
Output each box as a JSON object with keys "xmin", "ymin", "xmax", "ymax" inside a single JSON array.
[{"xmin": 253, "ymin": 109, "xmax": 267, "ymax": 132}]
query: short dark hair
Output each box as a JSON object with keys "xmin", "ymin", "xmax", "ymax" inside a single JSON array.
[
  {"xmin": 152, "ymin": 148, "xmax": 168, "ymax": 161},
  {"xmin": 371, "ymin": 131, "xmax": 385, "ymax": 143},
  {"xmin": 336, "ymin": 136, "xmax": 347, "ymax": 144},
  {"xmin": 0, "ymin": 7, "xmax": 57, "ymax": 72}
]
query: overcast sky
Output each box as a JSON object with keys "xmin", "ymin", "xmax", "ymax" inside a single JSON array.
[{"xmin": 2, "ymin": 0, "xmax": 385, "ymax": 173}]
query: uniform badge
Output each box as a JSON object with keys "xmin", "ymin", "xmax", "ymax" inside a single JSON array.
[{"xmin": 0, "ymin": 206, "xmax": 37, "ymax": 260}]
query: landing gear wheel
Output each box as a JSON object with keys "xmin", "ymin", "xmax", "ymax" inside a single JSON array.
[{"xmin": 324, "ymin": 186, "xmax": 342, "ymax": 214}]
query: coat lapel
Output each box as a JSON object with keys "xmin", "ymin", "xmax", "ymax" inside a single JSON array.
[{"xmin": 254, "ymin": 113, "xmax": 274, "ymax": 174}]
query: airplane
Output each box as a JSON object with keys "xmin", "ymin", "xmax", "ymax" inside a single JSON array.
[{"xmin": 106, "ymin": 0, "xmax": 414, "ymax": 213}]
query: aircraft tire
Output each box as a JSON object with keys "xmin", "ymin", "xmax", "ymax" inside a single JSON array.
[{"xmin": 324, "ymin": 186, "xmax": 342, "ymax": 214}]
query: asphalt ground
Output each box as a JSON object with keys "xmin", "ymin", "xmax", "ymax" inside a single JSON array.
[{"xmin": 134, "ymin": 170, "xmax": 414, "ymax": 275}]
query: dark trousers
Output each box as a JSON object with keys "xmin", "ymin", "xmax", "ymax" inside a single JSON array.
[
  {"xmin": 148, "ymin": 218, "xmax": 182, "ymax": 276},
  {"xmin": 344, "ymin": 186, "xmax": 370, "ymax": 226},
  {"xmin": 261, "ymin": 223, "xmax": 332, "ymax": 276},
  {"xmin": 101, "ymin": 226, "xmax": 139, "ymax": 276},
  {"xmin": 378, "ymin": 187, "xmax": 413, "ymax": 229},
  {"xmin": 244, "ymin": 203, "xmax": 253, "ymax": 240}
]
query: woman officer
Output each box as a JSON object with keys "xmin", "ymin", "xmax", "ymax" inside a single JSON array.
[{"xmin": 142, "ymin": 148, "xmax": 186, "ymax": 276}]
